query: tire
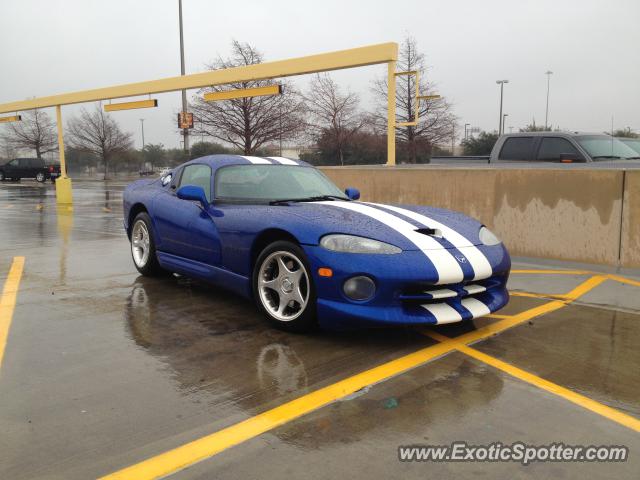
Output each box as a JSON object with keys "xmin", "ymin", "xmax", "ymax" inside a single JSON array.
[
  {"xmin": 130, "ymin": 212, "xmax": 165, "ymax": 276},
  {"xmin": 36, "ymin": 172, "xmax": 46, "ymax": 183},
  {"xmin": 253, "ymin": 240, "xmax": 317, "ymax": 332}
]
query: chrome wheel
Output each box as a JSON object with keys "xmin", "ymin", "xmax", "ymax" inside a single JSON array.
[
  {"xmin": 257, "ymin": 251, "xmax": 310, "ymax": 322},
  {"xmin": 131, "ymin": 220, "xmax": 151, "ymax": 268},
  {"xmin": 36, "ymin": 172, "xmax": 45, "ymax": 182}
]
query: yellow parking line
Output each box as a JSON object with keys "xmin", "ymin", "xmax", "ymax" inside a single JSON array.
[
  {"xmin": 101, "ymin": 295, "xmax": 567, "ymax": 480},
  {"xmin": 608, "ymin": 274, "xmax": 640, "ymax": 288},
  {"xmin": 485, "ymin": 313, "xmax": 510, "ymax": 319},
  {"xmin": 511, "ymin": 269, "xmax": 592, "ymax": 275},
  {"xmin": 425, "ymin": 331, "xmax": 640, "ymax": 433},
  {"xmin": 0, "ymin": 257, "xmax": 25, "ymax": 371},
  {"xmin": 556, "ymin": 274, "xmax": 608, "ymax": 301}
]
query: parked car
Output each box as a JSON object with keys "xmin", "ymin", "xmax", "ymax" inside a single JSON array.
[
  {"xmin": 123, "ymin": 155, "xmax": 510, "ymax": 332},
  {"xmin": 489, "ymin": 132, "xmax": 640, "ymax": 164},
  {"xmin": 617, "ymin": 137, "xmax": 640, "ymax": 155},
  {"xmin": 0, "ymin": 157, "xmax": 61, "ymax": 182}
]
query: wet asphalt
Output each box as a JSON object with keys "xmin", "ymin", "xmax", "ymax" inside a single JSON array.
[{"xmin": 0, "ymin": 179, "xmax": 638, "ymax": 480}]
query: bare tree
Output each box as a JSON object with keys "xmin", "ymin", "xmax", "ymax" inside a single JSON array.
[
  {"xmin": 304, "ymin": 74, "xmax": 367, "ymax": 165},
  {"xmin": 1, "ymin": 109, "xmax": 58, "ymax": 158},
  {"xmin": 372, "ymin": 36, "xmax": 457, "ymax": 163},
  {"xmin": 66, "ymin": 105, "xmax": 133, "ymax": 179},
  {"xmin": 191, "ymin": 40, "xmax": 305, "ymax": 155}
]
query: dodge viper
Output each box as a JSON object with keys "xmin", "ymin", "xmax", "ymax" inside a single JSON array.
[{"xmin": 123, "ymin": 155, "xmax": 510, "ymax": 331}]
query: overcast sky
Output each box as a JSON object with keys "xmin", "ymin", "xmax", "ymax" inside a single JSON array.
[{"xmin": 1, "ymin": 0, "xmax": 639, "ymax": 149}]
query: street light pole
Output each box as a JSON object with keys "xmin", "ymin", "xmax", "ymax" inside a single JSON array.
[
  {"xmin": 139, "ymin": 119, "xmax": 145, "ymax": 150},
  {"xmin": 464, "ymin": 123, "xmax": 470, "ymax": 139},
  {"xmin": 503, "ymin": 113, "xmax": 508, "ymax": 134},
  {"xmin": 545, "ymin": 70, "xmax": 553, "ymax": 130},
  {"xmin": 178, "ymin": 0, "xmax": 189, "ymax": 152},
  {"xmin": 496, "ymin": 80, "xmax": 509, "ymax": 135}
]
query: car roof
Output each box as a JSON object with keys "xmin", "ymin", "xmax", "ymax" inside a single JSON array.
[{"xmin": 180, "ymin": 154, "xmax": 311, "ymax": 170}]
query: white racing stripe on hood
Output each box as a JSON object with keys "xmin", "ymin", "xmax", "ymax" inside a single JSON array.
[
  {"xmin": 421, "ymin": 303, "xmax": 462, "ymax": 324},
  {"xmin": 316, "ymin": 201, "xmax": 463, "ymax": 284},
  {"xmin": 241, "ymin": 156, "xmax": 272, "ymax": 164},
  {"xmin": 267, "ymin": 156, "xmax": 298, "ymax": 165},
  {"xmin": 367, "ymin": 203, "xmax": 493, "ymax": 281}
]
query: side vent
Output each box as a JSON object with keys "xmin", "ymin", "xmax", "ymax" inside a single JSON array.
[{"xmin": 415, "ymin": 228, "xmax": 443, "ymax": 238}]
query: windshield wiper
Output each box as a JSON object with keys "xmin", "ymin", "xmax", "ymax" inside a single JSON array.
[{"xmin": 269, "ymin": 195, "xmax": 348, "ymax": 205}]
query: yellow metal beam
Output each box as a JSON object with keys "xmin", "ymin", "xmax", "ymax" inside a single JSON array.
[
  {"xmin": 418, "ymin": 94, "xmax": 441, "ymax": 100},
  {"xmin": 104, "ymin": 99, "xmax": 158, "ymax": 112},
  {"xmin": 0, "ymin": 43, "xmax": 398, "ymax": 114},
  {"xmin": 386, "ymin": 61, "xmax": 396, "ymax": 166},
  {"xmin": 0, "ymin": 115, "xmax": 21, "ymax": 123},
  {"xmin": 204, "ymin": 85, "xmax": 282, "ymax": 102}
]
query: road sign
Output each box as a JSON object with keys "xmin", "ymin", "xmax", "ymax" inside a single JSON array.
[{"xmin": 178, "ymin": 112, "xmax": 194, "ymax": 129}]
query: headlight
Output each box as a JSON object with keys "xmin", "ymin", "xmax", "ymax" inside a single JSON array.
[
  {"xmin": 479, "ymin": 226, "xmax": 501, "ymax": 246},
  {"xmin": 320, "ymin": 234, "xmax": 402, "ymax": 254}
]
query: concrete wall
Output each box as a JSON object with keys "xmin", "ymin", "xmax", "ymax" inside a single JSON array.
[{"xmin": 321, "ymin": 167, "xmax": 636, "ymax": 268}]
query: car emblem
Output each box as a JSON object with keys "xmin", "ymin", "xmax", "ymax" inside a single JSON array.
[{"xmin": 455, "ymin": 254, "xmax": 467, "ymax": 264}]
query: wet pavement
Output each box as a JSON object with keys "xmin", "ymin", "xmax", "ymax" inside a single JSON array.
[{"xmin": 0, "ymin": 179, "xmax": 638, "ymax": 480}]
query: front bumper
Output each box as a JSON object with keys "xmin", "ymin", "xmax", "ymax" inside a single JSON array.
[{"xmin": 302, "ymin": 244, "xmax": 510, "ymax": 330}]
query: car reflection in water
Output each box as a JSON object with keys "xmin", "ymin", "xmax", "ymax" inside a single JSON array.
[{"xmin": 124, "ymin": 276, "xmax": 504, "ymax": 448}]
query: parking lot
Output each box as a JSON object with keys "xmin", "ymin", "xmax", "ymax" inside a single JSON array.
[{"xmin": 0, "ymin": 179, "xmax": 638, "ymax": 480}]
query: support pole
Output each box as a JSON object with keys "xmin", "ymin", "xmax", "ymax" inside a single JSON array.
[
  {"xmin": 55, "ymin": 105, "xmax": 73, "ymax": 205},
  {"xmin": 387, "ymin": 60, "xmax": 396, "ymax": 166}
]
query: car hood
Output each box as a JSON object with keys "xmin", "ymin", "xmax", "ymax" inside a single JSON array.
[{"xmin": 261, "ymin": 201, "xmax": 485, "ymax": 251}]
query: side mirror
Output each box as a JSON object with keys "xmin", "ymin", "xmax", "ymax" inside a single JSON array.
[
  {"xmin": 176, "ymin": 185, "xmax": 209, "ymax": 207},
  {"xmin": 559, "ymin": 153, "xmax": 586, "ymax": 163},
  {"xmin": 345, "ymin": 187, "xmax": 360, "ymax": 200}
]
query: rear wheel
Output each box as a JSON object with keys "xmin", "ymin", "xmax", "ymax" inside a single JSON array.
[
  {"xmin": 36, "ymin": 172, "xmax": 46, "ymax": 183},
  {"xmin": 130, "ymin": 212, "xmax": 165, "ymax": 276},
  {"xmin": 253, "ymin": 241, "xmax": 317, "ymax": 332}
]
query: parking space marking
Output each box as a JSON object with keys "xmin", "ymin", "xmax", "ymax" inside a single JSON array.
[
  {"xmin": 425, "ymin": 330, "xmax": 640, "ymax": 433},
  {"xmin": 511, "ymin": 269, "xmax": 593, "ymax": 275},
  {"xmin": 100, "ymin": 290, "xmax": 577, "ymax": 479},
  {"xmin": 0, "ymin": 256, "xmax": 25, "ymax": 371}
]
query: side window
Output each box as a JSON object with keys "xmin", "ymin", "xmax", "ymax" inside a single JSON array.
[
  {"xmin": 179, "ymin": 164, "xmax": 212, "ymax": 202},
  {"xmin": 28, "ymin": 158, "xmax": 41, "ymax": 168},
  {"xmin": 498, "ymin": 137, "xmax": 534, "ymax": 160},
  {"xmin": 7, "ymin": 159, "xmax": 18, "ymax": 167},
  {"xmin": 19, "ymin": 159, "xmax": 32, "ymax": 168},
  {"xmin": 537, "ymin": 137, "xmax": 580, "ymax": 161}
]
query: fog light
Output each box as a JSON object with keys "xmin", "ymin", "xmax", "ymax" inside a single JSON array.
[{"xmin": 343, "ymin": 276, "xmax": 376, "ymax": 301}]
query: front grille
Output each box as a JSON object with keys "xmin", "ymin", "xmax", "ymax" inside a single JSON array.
[{"xmin": 399, "ymin": 278, "xmax": 501, "ymax": 304}]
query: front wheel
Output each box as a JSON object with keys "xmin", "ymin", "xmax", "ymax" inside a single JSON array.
[
  {"xmin": 253, "ymin": 241, "xmax": 317, "ymax": 332},
  {"xmin": 130, "ymin": 212, "xmax": 165, "ymax": 276},
  {"xmin": 36, "ymin": 172, "xmax": 46, "ymax": 183}
]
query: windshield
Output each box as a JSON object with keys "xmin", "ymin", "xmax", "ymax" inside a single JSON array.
[
  {"xmin": 575, "ymin": 135, "xmax": 639, "ymax": 160},
  {"xmin": 619, "ymin": 138, "xmax": 640, "ymax": 155},
  {"xmin": 215, "ymin": 165, "xmax": 347, "ymax": 201}
]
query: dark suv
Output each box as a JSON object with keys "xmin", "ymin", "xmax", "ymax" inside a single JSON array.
[
  {"xmin": 489, "ymin": 132, "xmax": 640, "ymax": 165},
  {"xmin": 0, "ymin": 158, "xmax": 61, "ymax": 183}
]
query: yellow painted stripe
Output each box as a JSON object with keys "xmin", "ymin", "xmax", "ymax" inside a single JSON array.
[
  {"xmin": 451, "ymin": 299, "xmax": 568, "ymax": 346},
  {"xmin": 511, "ymin": 269, "xmax": 592, "ymax": 275},
  {"xmin": 458, "ymin": 344, "xmax": 640, "ymax": 433},
  {"xmin": 0, "ymin": 257, "xmax": 25, "ymax": 371},
  {"xmin": 608, "ymin": 274, "xmax": 640, "ymax": 288},
  {"xmin": 484, "ymin": 313, "xmax": 511, "ymax": 319},
  {"xmin": 510, "ymin": 291, "xmax": 554, "ymax": 300},
  {"xmin": 557, "ymin": 274, "xmax": 608, "ymax": 301},
  {"xmin": 100, "ymin": 340, "xmax": 456, "ymax": 480}
]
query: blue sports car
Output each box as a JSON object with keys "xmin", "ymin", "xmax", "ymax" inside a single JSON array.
[{"xmin": 123, "ymin": 155, "xmax": 510, "ymax": 331}]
